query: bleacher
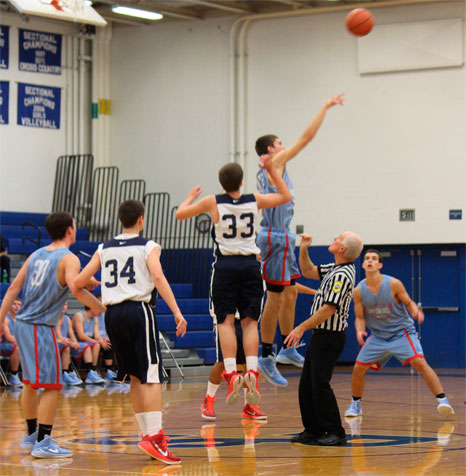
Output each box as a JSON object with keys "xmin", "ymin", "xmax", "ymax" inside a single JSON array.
[{"xmin": 1, "ymin": 211, "xmax": 218, "ymax": 377}]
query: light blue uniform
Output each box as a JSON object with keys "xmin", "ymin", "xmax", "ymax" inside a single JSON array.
[
  {"xmin": 356, "ymin": 275, "xmax": 424, "ymax": 369},
  {"xmin": 0, "ymin": 314, "xmax": 17, "ymax": 356},
  {"xmin": 70, "ymin": 311, "xmax": 96, "ymax": 360},
  {"xmin": 256, "ymin": 168, "xmax": 300, "ymax": 285},
  {"xmin": 15, "ymin": 247, "xmax": 71, "ymax": 389}
]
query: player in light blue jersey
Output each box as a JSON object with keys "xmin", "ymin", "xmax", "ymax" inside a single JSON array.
[
  {"xmin": 0, "ymin": 298, "xmax": 23, "ymax": 386},
  {"xmin": 0, "ymin": 211, "xmax": 105, "ymax": 459},
  {"xmin": 255, "ymin": 94, "xmax": 345, "ymax": 387},
  {"xmin": 345, "ymin": 249, "xmax": 454, "ymax": 419}
]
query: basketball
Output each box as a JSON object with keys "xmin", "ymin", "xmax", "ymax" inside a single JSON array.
[{"xmin": 345, "ymin": 8, "xmax": 374, "ymax": 36}]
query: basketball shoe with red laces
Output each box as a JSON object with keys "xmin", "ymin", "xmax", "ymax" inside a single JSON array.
[
  {"xmin": 201, "ymin": 395, "xmax": 216, "ymax": 420},
  {"xmin": 138, "ymin": 430, "xmax": 181, "ymax": 465},
  {"xmin": 244, "ymin": 369, "xmax": 260, "ymax": 405},
  {"xmin": 241, "ymin": 403, "xmax": 267, "ymax": 420},
  {"xmin": 222, "ymin": 371, "xmax": 243, "ymax": 405}
]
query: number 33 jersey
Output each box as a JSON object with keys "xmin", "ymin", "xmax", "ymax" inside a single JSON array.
[
  {"xmin": 213, "ymin": 194, "xmax": 260, "ymax": 256},
  {"xmin": 98, "ymin": 234, "xmax": 160, "ymax": 306}
]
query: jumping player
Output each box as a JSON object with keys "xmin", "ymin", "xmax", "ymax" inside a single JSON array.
[
  {"xmin": 345, "ymin": 249, "xmax": 454, "ymax": 418},
  {"xmin": 74, "ymin": 199, "xmax": 187, "ymax": 465},
  {"xmin": 255, "ymin": 94, "xmax": 345, "ymax": 387},
  {"xmin": 176, "ymin": 154, "xmax": 291, "ymax": 407},
  {"xmin": 0, "ymin": 211, "xmax": 105, "ymax": 458}
]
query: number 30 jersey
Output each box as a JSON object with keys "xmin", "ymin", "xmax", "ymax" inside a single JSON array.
[
  {"xmin": 98, "ymin": 234, "xmax": 160, "ymax": 306},
  {"xmin": 213, "ymin": 194, "xmax": 260, "ymax": 256}
]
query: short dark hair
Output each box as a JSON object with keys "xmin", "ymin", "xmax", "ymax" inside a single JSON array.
[
  {"xmin": 118, "ymin": 200, "xmax": 145, "ymax": 228},
  {"xmin": 45, "ymin": 211, "xmax": 74, "ymax": 241},
  {"xmin": 255, "ymin": 134, "xmax": 278, "ymax": 156},
  {"xmin": 218, "ymin": 163, "xmax": 243, "ymax": 192},
  {"xmin": 364, "ymin": 249, "xmax": 383, "ymax": 263}
]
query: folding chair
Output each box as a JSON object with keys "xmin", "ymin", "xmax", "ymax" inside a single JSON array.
[{"xmin": 0, "ymin": 355, "xmax": 11, "ymax": 386}]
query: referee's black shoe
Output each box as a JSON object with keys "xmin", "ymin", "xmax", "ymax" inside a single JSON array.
[
  {"xmin": 290, "ymin": 431, "xmax": 319, "ymax": 444},
  {"xmin": 312, "ymin": 433, "xmax": 347, "ymax": 446}
]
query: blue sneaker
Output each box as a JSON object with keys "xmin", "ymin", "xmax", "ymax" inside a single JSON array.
[
  {"xmin": 31, "ymin": 435, "xmax": 72, "ymax": 458},
  {"xmin": 345, "ymin": 400, "xmax": 362, "ymax": 417},
  {"xmin": 71, "ymin": 371, "xmax": 83, "ymax": 385},
  {"xmin": 21, "ymin": 431, "xmax": 38, "ymax": 451},
  {"xmin": 104, "ymin": 369, "xmax": 117, "ymax": 382},
  {"xmin": 9, "ymin": 373, "xmax": 24, "ymax": 387},
  {"xmin": 258, "ymin": 355, "xmax": 288, "ymax": 387},
  {"xmin": 276, "ymin": 345, "xmax": 305, "ymax": 368},
  {"xmin": 85, "ymin": 369, "xmax": 105, "ymax": 384},
  {"xmin": 62, "ymin": 372, "xmax": 75, "ymax": 386},
  {"xmin": 437, "ymin": 397, "xmax": 454, "ymax": 417}
]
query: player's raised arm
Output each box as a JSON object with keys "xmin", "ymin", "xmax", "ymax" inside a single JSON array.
[
  {"xmin": 176, "ymin": 187, "xmax": 218, "ymax": 221},
  {"xmin": 273, "ymin": 93, "xmax": 345, "ymax": 170},
  {"xmin": 255, "ymin": 154, "xmax": 291, "ymax": 209},
  {"xmin": 353, "ymin": 287, "xmax": 368, "ymax": 346}
]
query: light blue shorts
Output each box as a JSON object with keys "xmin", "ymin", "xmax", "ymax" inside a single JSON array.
[
  {"xmin": 70, "ymin": 341, "xmax": 93, "ymax": 360},
  {"xmin": 15, "ymin": 320, "xmax": 62, "ymax": 389},
  {"xmin": 356, "ymin": 327, "xmax": 424, "ymax": 369},
  {"xmin": 257, "ymin": 228, "xmax": 300, "ymax": 285},
  {"xmin": 0, "ymin": 340, "xmax": 17, "ymax": 356}
]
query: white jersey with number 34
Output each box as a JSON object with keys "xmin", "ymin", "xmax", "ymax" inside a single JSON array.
[{"xmin": 97, "ymin": 233, "xmax": 160, "ymax": 306}]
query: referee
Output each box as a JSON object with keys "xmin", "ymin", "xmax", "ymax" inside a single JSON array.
[{"xmin": 285, "ymin": 231, "xmax": 363, "ymax": 446}]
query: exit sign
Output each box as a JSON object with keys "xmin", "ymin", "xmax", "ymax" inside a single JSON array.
[{"xmin": 400, "ymin": 209, "xmax": 415, "ymax": 222}]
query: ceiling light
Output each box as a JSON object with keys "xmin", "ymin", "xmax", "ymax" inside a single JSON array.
[{"xmin": 111, "ymin": 6, "xmax": 163, "ymax": 20}]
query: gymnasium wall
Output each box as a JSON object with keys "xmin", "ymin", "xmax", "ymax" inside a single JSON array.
[
  {"xmin": 0, "ymin": 11, "xmax": 91, "ymax": 213},
  {"xmin": 110, "ymin": 1, "xmax": 465, "ymax": 246}
]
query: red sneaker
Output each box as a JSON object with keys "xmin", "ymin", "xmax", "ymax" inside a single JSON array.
[
  {"xmin": 137, "ymin": 430, "xmax": 181, "ymax": 465},
  {"xmin": 244, "ymin": 369, "xmax": 260, "ymax": 405},
  {"xmin": 241, "ymin": 403, "xmax": 267, "ymax": 420},
  {"xmin": 200, "ymin": 395, "xmax": 216, "ymax": 420},
  {"xmin": 222, "ymin": 371, "xmax": 243, "ymax": 405}
]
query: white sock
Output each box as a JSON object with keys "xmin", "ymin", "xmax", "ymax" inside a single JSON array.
[
  {"xmin": 246, "ymin": 356, "xmax": 258, "ymax": 372},
  {"xmin": 224, "ymin": 358, "xmax": 237, "ymax": 374},
  {"xmin": 207, "ymin": 381, "xmax": 220, "ymax": 397},
  {"xmin": 145, "ymin": 411, "xmax": 162, "ymax": 437},
  {"xmin": 135, "ymin": 412, "xmax": 147, "ymax": 436},
  {"xmin": 243, "ymin": 387, "xmax": 248, "ymax": 404}
]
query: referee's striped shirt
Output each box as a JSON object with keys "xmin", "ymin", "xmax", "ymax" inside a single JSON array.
[{"xmin": 310, "ymin": 262, "xmax": 356, "ymax": 331}]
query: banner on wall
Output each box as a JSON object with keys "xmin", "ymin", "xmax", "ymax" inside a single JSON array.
[
  {"xmin": 0, "ymin": 81, "xmax": 9, "ymax": 124},
  {"xmin": 0, "ymin": 25, "xmax": 10, "ymax": 69},
  {"xmin": 19, "ymin": 29, "xmax": 62, "ymax": 74},
  {"xmin": 17, "ymin": 82, "xmax": 61, "ymax": 129}
]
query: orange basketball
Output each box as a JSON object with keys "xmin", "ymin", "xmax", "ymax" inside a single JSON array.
[{"xmin": 345, "ymin": 8, "xmax": 374, "ymax": 37}]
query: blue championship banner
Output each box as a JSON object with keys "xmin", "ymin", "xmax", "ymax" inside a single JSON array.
[
  {"xmin": 19, "ymin": 29, "xmax": 62, "ymax": 74},
  {"xmin": 0, "ymin": 81, "xmax": 9, "ymax": 124},
  {"xmin": 0, "ymin": 25, "xmax": 9, "ymax": 69},
  {"xmin": 17, "ymin": 83, "xmax": 61, "ymax": 129}
]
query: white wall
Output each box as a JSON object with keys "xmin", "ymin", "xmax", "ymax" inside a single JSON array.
[
  {"xmin": 110, "ymin": 2, "xmax": 465, "ymax": 246},
  {"xmin": 0, "ymin": 11, "xmax": 88, "ymax": 213}
]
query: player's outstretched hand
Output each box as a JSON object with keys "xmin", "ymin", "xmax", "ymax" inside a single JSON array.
[
  {"xmin": 258, "ymin": 153, "xmax": 273, "ymax": 170},
  {"xmin": 356, "ymin": 330, "xmax": 368, "ymax": 346},
  {"xmin": 326, "ymin": 93, "xmax": 345, "ymax": 109},
  {"xmin": 299, "ymin": 233, "xmax": 313, "ymax": 248},
  {"xmin": 188, "ymin": 186, "xmax": 203, "ymax": 202},
  {"xmin": 175, "ymin": 313, "xmax": 187, "ymax": 337},
  {"xmin": 416, "ymin": 309, "xmax": 425, "ymax": 325},
  {"xmin": 284, "ymin": 324, "xmax": 305, "ymax": 348}
]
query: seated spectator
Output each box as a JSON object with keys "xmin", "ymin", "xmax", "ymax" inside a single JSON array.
[
  {"xmin": 56, "ymin": 302, "xmax": 83, "ymax": 385},
  {"xmin": 0, "ymin": 233, "xmax": 11, "ymax": 283},
  {"xmin": 97, "ymin": 311, "xmax": 117, "ymax": 382},
  {"xmin": 72, "ymin": 305, "xmax": 106, "ymax": 384},
  {"xmin": 0, "ymin": 298, "xmax": 23, "ymax": 386}
]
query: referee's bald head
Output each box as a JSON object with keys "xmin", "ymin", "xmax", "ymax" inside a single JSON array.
[{"xmin": 342, "ymin": 232, "xmax": 363, "ymax": 261}]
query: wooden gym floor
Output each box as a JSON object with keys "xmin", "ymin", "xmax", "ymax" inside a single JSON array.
[{"xmin": 0, "ymin": 366, "xmax": 464, "ymax": 476}]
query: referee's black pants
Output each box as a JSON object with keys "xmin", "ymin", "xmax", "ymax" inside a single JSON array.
[{"xmin": 298, "ymin": 329, "xmax": 346, "ymax": 439}]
